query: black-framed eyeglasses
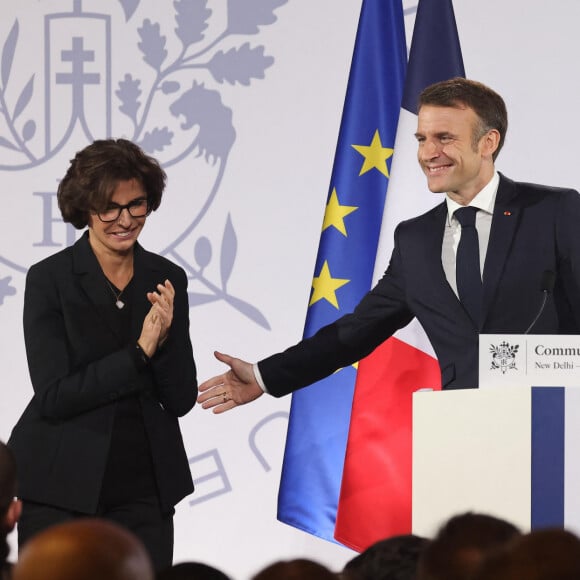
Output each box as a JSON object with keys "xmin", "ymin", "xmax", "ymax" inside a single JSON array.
[{"xmin": 95, "ymin": 198, "xmax": 151, "ymax": 222}]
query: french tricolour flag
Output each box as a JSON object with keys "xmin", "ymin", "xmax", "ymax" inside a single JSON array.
[
  {"xmin": 335, "ymin": 0, "xmax": 465, "ymax": 551},
  {"xmin": 277, "ymin": 0, "xmax": 465, "ymax": 552}
]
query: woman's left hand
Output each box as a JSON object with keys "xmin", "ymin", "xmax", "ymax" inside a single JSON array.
[{"xmin": 147, "ymin": 279, "xmax": 174, "ymax": 347}]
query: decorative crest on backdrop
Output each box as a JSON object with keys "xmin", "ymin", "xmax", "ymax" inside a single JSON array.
[{"xmin": 0, "ymin": 0, "xmax": 286, "ymax": 327}]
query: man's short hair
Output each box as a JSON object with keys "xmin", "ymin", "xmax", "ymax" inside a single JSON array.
[
  {"xmin": 252, "ymin": 558, "xmax": 336, "ymax": 580},
  {"xmin": 13, "ymin": 518, "xmax": 154, "ymax": 580},
  {"xmin": 474, "ymin": 528, "xmax": 580, "ymax": 580},
  {"xmin": 417, "ymin": 512, "xmax": 520, "ymax": 580},
  {"xmin": 342, "ymin": 534, "xmax": 428, "ymax": 580}
]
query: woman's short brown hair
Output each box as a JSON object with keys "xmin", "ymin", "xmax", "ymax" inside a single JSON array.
[{"xmin": 57, "ymin": 139, "xmax": 166, "ymax": 229}]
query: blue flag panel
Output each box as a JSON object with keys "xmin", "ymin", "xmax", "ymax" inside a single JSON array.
[{"xmin": 276, "ymin": 0, "xmax": 407, "ymax": 542}]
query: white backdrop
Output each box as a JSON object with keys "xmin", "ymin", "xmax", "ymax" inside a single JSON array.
[{"xmin": 1, "ymin": 1, "xmax": 579, "ymax": 578}]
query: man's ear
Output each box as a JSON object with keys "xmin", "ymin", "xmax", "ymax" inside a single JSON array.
[
  {"xmin": 4, "ymin": 498, "xmax": 22, "ymax": 532},
  {"xmin": 482, "ymin": 128, "xmax": 501, "ymax": 159}
]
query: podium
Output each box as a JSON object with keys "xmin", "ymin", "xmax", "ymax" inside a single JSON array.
[{"xmin": 412, "ymin": 334, "xmax": 580, "ymax": 537}]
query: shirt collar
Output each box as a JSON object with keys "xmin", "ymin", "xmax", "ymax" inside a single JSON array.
[{"xmin": 445, "ymin": 171, "xmax": 500, "ymax": 225}]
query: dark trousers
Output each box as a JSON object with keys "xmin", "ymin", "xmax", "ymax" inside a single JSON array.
[{"xmin": 18, "ymin": 496, "xmax": 174, "ymax": 572}]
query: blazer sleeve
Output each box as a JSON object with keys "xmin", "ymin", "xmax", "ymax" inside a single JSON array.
[
  {"xmin": 258, "ymin": 227, "xmax": 415, "ymax": 397},
  {"xmin": 148, "ymin": 265, "xmax": 198, "ymax": 417}
]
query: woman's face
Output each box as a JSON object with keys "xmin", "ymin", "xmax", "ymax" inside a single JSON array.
[{"xmin": 88, "ymin": 178, "xmax": 148, "ymax": 259}]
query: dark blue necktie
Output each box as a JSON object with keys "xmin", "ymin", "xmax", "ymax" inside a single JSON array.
[{"xmin": 455, "ymin": 206, "xmax": 482, "ymax": 326}]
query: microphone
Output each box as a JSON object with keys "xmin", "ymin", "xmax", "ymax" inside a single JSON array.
[{"xmin": 524, "ymin": 270, "xmax": 556, "ymax": 334}]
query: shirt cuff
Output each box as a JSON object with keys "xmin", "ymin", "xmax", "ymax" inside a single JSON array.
[{"xmin": 253, "ymin": 363, "xmax": 268, "ymax": 393}]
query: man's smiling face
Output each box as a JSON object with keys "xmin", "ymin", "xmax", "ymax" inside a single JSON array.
[{"xmin": 415, "ymin": 104, "xmax": 495, "ymax": 205}]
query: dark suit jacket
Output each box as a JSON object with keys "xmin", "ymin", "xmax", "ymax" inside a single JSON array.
[
  {"xmin": 9, "ymin": 232, "xmax": 197, "ymax": 514},
  {"xmin": 259, "ymin": 174, "xmax": 580, "ymax": 395}
]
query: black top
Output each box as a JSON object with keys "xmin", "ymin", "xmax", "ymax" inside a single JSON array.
[{"xmin": 98, "ymin": 278, "xmax": 157, "ymax": 507}]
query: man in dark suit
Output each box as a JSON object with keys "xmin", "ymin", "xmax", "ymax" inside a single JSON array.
[{"xmin": 196, "ymin": 77, "xmax": 580, "ymax": 410}]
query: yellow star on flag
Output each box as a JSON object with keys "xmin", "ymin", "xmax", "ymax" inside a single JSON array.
[
  {"xmin": 322, "ymin": 188, "xmax": 358, "ymax": 236},
  {"xmin": 309, "ymin": 260, "xmax": 349, "ymax": 309},
  {"xmin": 352, "ymin": 129, "xmax": 394, "ymax": 177},
  {"xmin": 331, "ymin": 361, "xmax": 359, "ymax": 376}
]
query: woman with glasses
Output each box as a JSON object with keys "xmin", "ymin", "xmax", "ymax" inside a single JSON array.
[{"xmin": 8, "ymin": 139, "xmax": 197, "ymax": 572}]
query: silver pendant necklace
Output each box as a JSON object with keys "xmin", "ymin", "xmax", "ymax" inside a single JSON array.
[{"xmin": 105, "ymin": 279, "xmax": 125, "ymax": 309}]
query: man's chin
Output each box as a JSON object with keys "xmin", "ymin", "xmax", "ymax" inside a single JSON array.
[{"xmin": 426, "ymin": 182, "xmax": 448, "ymax": 194}]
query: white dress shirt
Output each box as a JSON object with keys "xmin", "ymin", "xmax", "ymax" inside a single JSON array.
[{"xmin": 442, "ymin": 171, "xmax": 500, "ymax": 296}]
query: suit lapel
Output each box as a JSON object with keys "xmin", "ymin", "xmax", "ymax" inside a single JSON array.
[
  {"xmin": 481, "ymin": 174, "xmax": 520, "ymax": 323},
  {"xmin": 422, "ymin": 202, "xmax": 450, "ymax": 282},
  {"xmin": 72, "ymin": 231, "xmax": 125, "ymax": 342}
]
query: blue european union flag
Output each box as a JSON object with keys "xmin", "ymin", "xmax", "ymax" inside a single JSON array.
[{"xmin": 276, "ymin": 0, "xmax": 407, "ymax": 543}]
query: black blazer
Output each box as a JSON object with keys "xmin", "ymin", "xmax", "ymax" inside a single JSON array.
[
  {"xmin": 9, "ymin": 232, "xmax": 197, "ymax": 514},
  {"xmin": 259, "ymin": 174, "xmax": 580, "ymax": 394}
]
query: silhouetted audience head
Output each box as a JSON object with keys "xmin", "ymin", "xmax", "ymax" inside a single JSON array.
[
  {"xmin": 474, "ymin": 528, "xmax": 580, "ymax": 580},
  {"xmin": 416, "ymin": 512, "xmax": 520, "ymax": 580},
  {"xmin": 12, "ymin": 518, "xmax": 154, "ymax": 580},
  {"xmin": 0, "ymin": 440, "xmax": 20, "ymax": 577},
  {"xmin": 157, "ymin": 561, "xmax": 231, "ymax": 580},
  {"xmin": 252, "ymin": 558, "xmax": 336, "ymax": 580},
  {"xmin": 342, "ymin": 534, "xmax": 428, "ymax": 580}
]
